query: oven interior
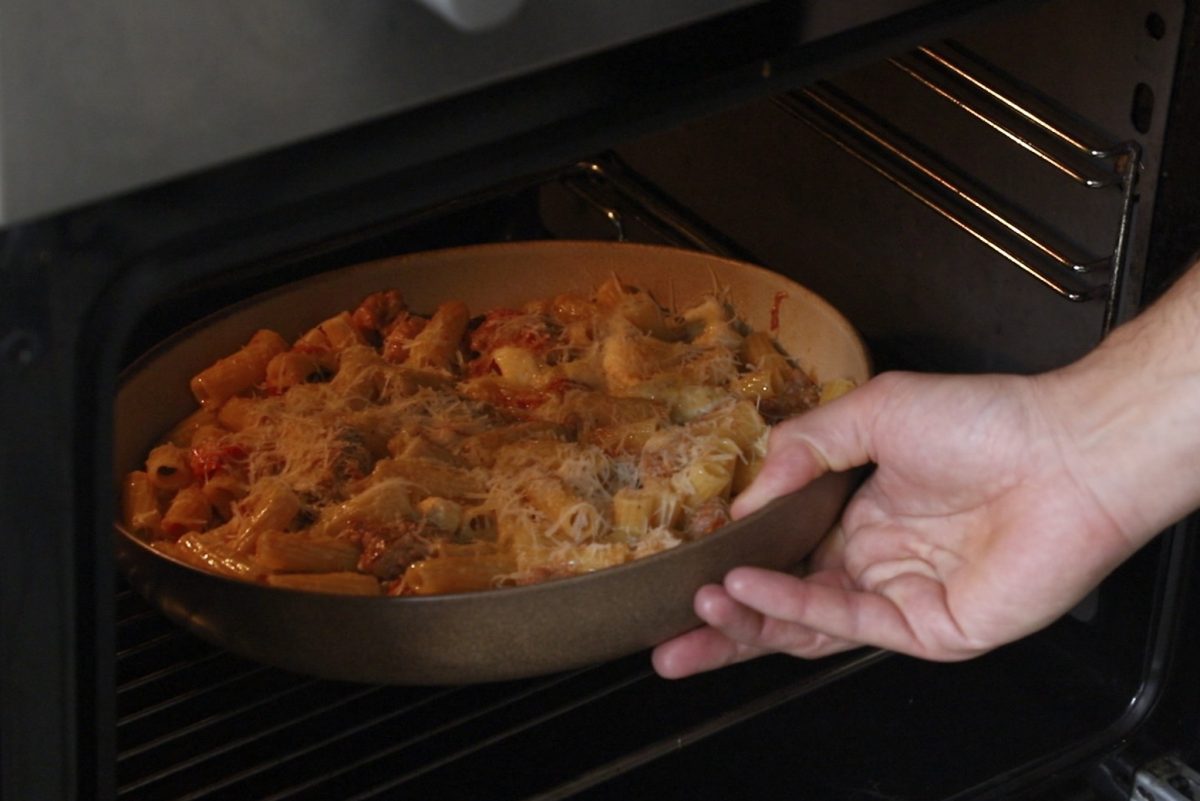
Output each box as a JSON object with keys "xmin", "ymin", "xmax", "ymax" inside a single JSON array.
[{"xmin": 5, "ymin": 0, "xmax": 1200, "ymax": 799}]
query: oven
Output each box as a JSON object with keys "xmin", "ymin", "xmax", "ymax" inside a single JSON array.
[{"xmin": 4, "ymin": 1, "xmax": 1200, "ymax": 799}]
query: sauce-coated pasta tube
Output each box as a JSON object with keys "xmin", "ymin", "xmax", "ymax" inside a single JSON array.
[
  {"xmin": 176, "ymin": 528, "xmax": 265, "ymax": 580},
  {"xmin": 161, "ymin": 485, "xmax": 213, "ymax": 538},
  {"xmin": 524, "ymin": 477, "xmax": 603, "ymax": 542},
  {"xmin": 690, "ymin": 400, "xmax": 767, "ymax": 452},
  {"xmin": 163, "ymin": 407, "xmax": 218, "ymax": 447},
  {"xmin": 401, "ymin": 552, "xmax": 517, "ymax": 595},
  {"xmin": 145, "ymin": 443, "xmax": 193, "ymax": 491},
  {"xmin": 266, "ymin": 571, "xmax": 382, "ymax": 596},
  {"xmin": 256, "ymin": 530, "xmax": 360, "ymax": 573},
  {"xmin": 314, "ymin": 478, "xmax": 416, "ymax": 537},
  {"xmin": 232, "ymin": 478, "xmax": 300, "ymax": 552},
  {"xmin": 122, "ymin": 471, "xmax": 162, "ymax": 534},
  {"xmin": 266, "ymin": 350, "xmax": 324, "ymax": 392},
  {"xmin": 371, "ymin": 457, "xmax": 484, "ymax": 500},
  {"xmin": 405, "ymin": 300, "xmax": 469, "ymax": 372},
  {"xmin": 673, "ymin": 441, "xmax": 739, "ymax": 507},
  {"xmin": 189, "ymin": 329, "xmax": 288, "ymax": 408},
  {"xmin": 201, "ymin": 472, "xmax": 245, "ymax": 520},
  {"xmin": 216, "ymin": 396, "xmax": 265, "ymax": 432}
]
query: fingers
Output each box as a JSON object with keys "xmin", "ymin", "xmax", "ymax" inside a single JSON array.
[
  {"xmin": 650, "ymin": 631, "xmax": 740, "ymax": 679},
  {"xmin": 651, "ymin": 589, "xmax": 769, "ymax": 679},
  {"xmin": 722, "ymin": 567, "xmax": 875, "ymax": 641},
  {"xmin": 722, "ymin": 566, "xmax": 976, "ymax": 660},
  {"xmin": 653, "ymin": 561, "xmax": 977, "ymax": 679},
  {"xmin": 651, "ymin": 577, "xmax": 862, "ymax": 679},
  {"xmin": 729, "ymin": 429, "xmax": 829, "ymax": 519},
  {"xmin": 731, "ymin": 377, "xmax": 890, "ymax": 519}
]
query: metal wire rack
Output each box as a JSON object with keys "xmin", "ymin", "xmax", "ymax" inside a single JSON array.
[
  {"xmin": 553, "ymin": 155, "xmax": 755, "ymax": 261},
  {"xmin": 774, "ymin": 41, "xmax": 1142, "ymax": 333}
]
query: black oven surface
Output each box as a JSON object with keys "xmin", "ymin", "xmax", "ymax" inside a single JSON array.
[
  {"xmin": 109, "ymin": 582, "xmax": 1163, "ymax": 801},
  {"xmin": 4, "ymin": 1, "xmax": 1200, "ymax": 800}
]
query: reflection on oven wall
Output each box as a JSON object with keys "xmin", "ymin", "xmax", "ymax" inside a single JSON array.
[{"xmin": 538, "ymin": 0, "xmax": 1179, "ymax": 376}]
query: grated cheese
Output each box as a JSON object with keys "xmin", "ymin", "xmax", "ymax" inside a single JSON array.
[{"xmin": 126, "ymin": 277, "xmax": 848, "ymax": 595}]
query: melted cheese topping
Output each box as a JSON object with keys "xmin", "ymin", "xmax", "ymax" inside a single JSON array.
[{"xmin": 125, "ymin": 278, "xmax": 845, "ymax": 596}]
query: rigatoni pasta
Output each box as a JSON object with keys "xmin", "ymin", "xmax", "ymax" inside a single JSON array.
[{"xmin": 122, "ymin": 274, "xmax": 855, "ymax": 596}]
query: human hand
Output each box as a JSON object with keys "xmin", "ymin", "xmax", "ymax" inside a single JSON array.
[{"xmin": 652, "ymin": 369, "xmax": 1143, "ymax": 678}]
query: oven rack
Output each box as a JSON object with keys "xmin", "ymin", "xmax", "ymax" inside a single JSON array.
[
  {"xmin": 554, "ymin": 155, "xmax": 756, "ymax": 262},
  {"xmin": 775, "ymin": 41, "xmax": 1142, "ymax": 333},
  {"xmin": 114, "ymin": 581, "xmax": 890, "ymax": 801}
]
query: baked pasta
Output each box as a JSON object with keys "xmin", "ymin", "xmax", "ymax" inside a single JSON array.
[{"xmin": 121, "ymin": 276, "xmax": 854, "ymax": 596}]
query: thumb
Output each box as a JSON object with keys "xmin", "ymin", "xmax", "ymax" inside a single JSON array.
[{"xmin": 731, "ymin": 375, "xmax": 885, "ymax": 519}]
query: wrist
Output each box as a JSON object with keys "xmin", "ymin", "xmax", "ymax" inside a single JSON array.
[{"xmin": 1037, "ymin": 271, "xmax": 1200, "ymax": 545}]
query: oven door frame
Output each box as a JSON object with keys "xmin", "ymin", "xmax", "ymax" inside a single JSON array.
[{"xmin": 5, "ymin": 1, "xmax": 1198, "ymax": 798}]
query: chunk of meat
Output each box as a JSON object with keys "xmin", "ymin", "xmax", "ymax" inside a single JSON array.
[
  {"xmin": 758, "ymin": 375, "xmax": 821, "ymax": 424},
  {"xmin": 348, "ymin": 519, "xmax": 437, "ymax": 580},
  {"xmin": 685, "ymin": 498, "xmax": 731, "ymax": 540},
  {"xmin": 328, "ymin": 428, "xmax": 376, "ymax": 490},
  {"xmin": 466, "ymin": 310, "xmax": 565, "ymax": 376},
  {"xmin": 381, "ymin": 313, "xmax": 429, "ymax": 363},
  {"xmin": 351, "ymin": 290, "xmax": 408, "ymax": 340}
]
